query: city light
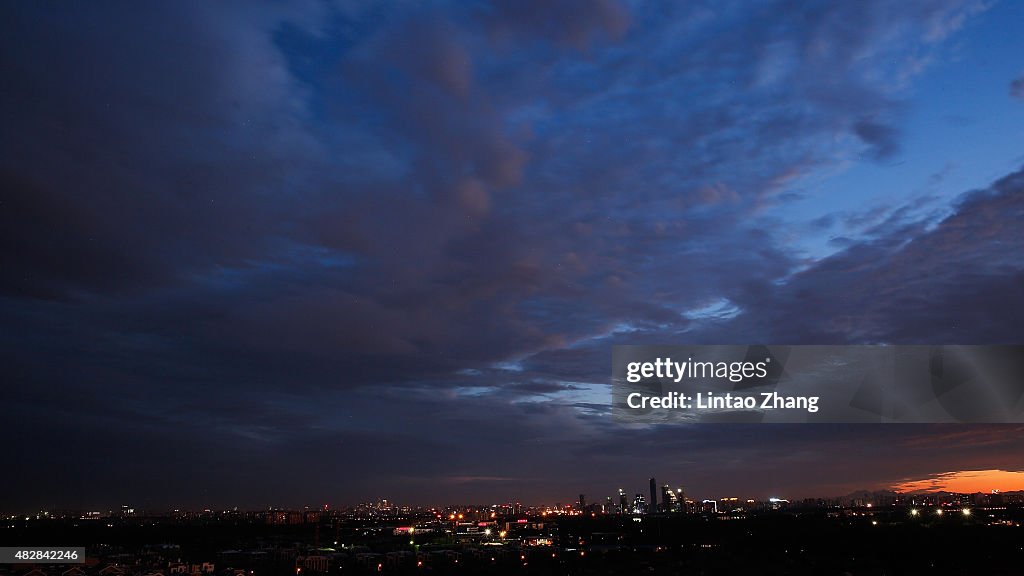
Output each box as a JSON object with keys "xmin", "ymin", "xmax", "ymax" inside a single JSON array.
[{"xmin": 8, "ymin": 491, "xmax": 1024, "ymax": 574}]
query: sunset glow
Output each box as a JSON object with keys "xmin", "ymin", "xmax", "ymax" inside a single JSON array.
[{"xmin": 892, "ymin": 470, "xmax": 1024, "ymax": 494}]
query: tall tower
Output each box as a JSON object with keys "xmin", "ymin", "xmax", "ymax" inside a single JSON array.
[
  {"xmin": 662, "ymin": 485, "xmax": 678, "ymax": 513},
  {"xmin": 649, "ymin": 477, "xmax": 657, "ymax": 514},
  {"xmin": 618, "ymin": 489, "xmax": 627, "ymax": 514}
]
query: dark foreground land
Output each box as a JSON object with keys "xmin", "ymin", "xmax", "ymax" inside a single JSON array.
[{"xmin": 2, "ymin": 508, "xmax": 1023, "ymax": 576}]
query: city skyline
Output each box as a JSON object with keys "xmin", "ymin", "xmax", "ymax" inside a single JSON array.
[
  {"xmin": 7, "ymin": 468, "xmax": 1024, "ymax": 516},
  {"xmin": 3, "ymin": 1, "xmax": 1024, "ymax": 512}
]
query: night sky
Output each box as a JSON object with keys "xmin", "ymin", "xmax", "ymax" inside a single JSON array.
[{"xmin": 3, "ymin": 1, "xmax": 1024, "ymax": 513}]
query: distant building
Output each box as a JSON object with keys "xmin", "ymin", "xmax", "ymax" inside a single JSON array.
[
  {"xmin": 632, "ymin": 494, "xmax": 647, "ymax": 514},
  {"xmin": 662, "ymin": 485, "xmax": 679, "ymax": 512},
  {"xmin": 298, "ymin": 555, "xmax": 329, "ymax": 573}
]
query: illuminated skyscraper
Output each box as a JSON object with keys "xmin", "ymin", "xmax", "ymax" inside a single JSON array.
[
  {"xmin": 662, "ymin": 485, "xmax": 678, "ymax": 513},
  {"xmin": 632, "ymin": 494, "xmax": 647, "ymax": 515}
]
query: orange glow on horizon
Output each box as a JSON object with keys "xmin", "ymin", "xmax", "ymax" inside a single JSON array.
[{"xmin": 892, "ymin": 469, "xmax": 1024, "ymax": 493}]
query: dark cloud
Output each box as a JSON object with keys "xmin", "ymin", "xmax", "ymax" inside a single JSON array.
[
  {"xmin": 0, "ymin": 2, "xmax": 325, "ymax": 298},
  {"xmin": 1, "ymin": 0, "xmax": 1019, "ymax": 511},
  {"xmin": 728, "ymin": 167, "xmax": 1024, "ymax": 345},
  {"xmin": 1012, "ymin": 75, "xmax": 1024, "ymax": 100},
  {"xmin": 483, "ymin": 0, "xmax": 630, "ymax": 50},
  {"xmin": 854, "ymin": 118, "xmax": 901, "ymax": 161}
]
